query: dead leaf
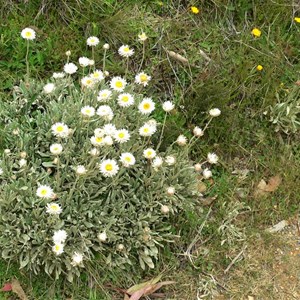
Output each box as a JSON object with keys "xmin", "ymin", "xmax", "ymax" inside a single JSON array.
[
  {"xmin": 198, "ymin": 182, "xmax": 207, "ymax": 193},
  {"xmin": 125, "ymin": 276, "xmax": 175, "ymax": 300},
  {"xmin": 200, "ymin": 195, "xmax": 217, "ymax": 206},
  {"xmin": 166, "ymin": 50, "xmax": 189, "ymax": 65},
  {"xmin": 266, "ymin": 220, "xmax": 288, "ymax": 233},
  {"xmin": 254, "ymin": 175, "xmax": 282, "ymax": 197},
  {"xmin": 11, "ymin": 279, "xmax": 28, "ymax": 300}
]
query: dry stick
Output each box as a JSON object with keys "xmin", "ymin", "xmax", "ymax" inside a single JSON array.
[{"xmin": 224, "ymin": 246, "xmax": 247, "ymax": 274}]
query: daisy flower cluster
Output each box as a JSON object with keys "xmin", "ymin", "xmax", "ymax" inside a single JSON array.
[{"xmin": 0, "ymin": 30, "xmax": 222, "ymax": 281}]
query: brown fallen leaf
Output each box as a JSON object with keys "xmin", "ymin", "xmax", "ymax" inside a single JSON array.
[
  {"xmin": 166, "ymin": 50, "xmax": 189, "ymax": 65},
  {"xmin": 11, "ymin": 279, "xmax": 28, "ymax": 300},
  {"xmin": 254, "ymin": 175, "xmax": 282, "ymax": 197},
  {"xmin": 200, "ymin": 195, "xmax": 217, "ymax": 206},
  {"xmin": 197, "ymin": 182, "xmax": 207, "ymax": 193}
]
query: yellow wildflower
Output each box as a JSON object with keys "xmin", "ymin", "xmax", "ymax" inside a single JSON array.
[
  {"xmin": 294, "ymin": 17, "xmax": 300, "ymax": 23},
  {"xmin": 256, "ymin": 65, "xmax": 263, "ymax": 71},
  {"xmin": 191, "ymin": 6, "xmax": 200, "ymax": 14},
  {"xmin": 251, "ymin": 28, "xmax": 262, "ymax": 37}
]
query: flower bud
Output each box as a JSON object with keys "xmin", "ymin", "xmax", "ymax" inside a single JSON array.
[
  {"xmin": 209, "ymin": 108, "xmax": 221, "ymax": 117},
  {"xmin": 104, "ymin": 71, "xmax": 109, "ymax": 77},
  {"xmin": 103, "ymin": 43, "xmax": 110, "ymax": 50},
  {"xmin": 161, "ymin": 205, "xmax": 170, "ymax": 214},
  {"xmin": 203, "ymin": 168, "xmax": 212, "ymax": 179},
  {"xmin": 4, "ymin": 149, "xmax": 11, "ymax": 154},
  {"xmin": 20, "ymin": 152, "xmax": 27, "ymax": 158},
  {"xmin": 98, "ymin": 232, "xmax": 107, "ymax": 242},
  {"xmin": 117, "ymin": 244, "xmax": 125, "ymax": 251},
  {"xmin": 194, "ymin": 163, "xmax": 202, "ymax": 172},
  {"xmin": 167, "ymin": 186, "xmax": 175, "ymax": 196},
  {"xmin": 65, "ymin": 50, "xmax": 71, "ymax": 56},
  {"xmin": 193, "ymin": 126, "xmax": 204, "ymax": 137}
]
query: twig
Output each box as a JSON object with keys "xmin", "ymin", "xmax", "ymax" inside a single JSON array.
[{"xmin": 224, "ymin": 246, "xmax": 246, "ymax": 274}]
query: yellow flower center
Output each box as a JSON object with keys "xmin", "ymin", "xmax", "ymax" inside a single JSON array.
[
  {"xmin": 105, "ymin": 164, "xmax": 113, "ymax": 171},
  {"xmin": 140, "ymin": 74, "xmax": 148, "ymax": 82},
  {"xmin": 251, "ymin": 28, "xmax": 261, "ymax": 37},
  {"xmin": 147, "ymin": 151, "xmax": 152, "ymax": 156},
  {"xmin": 118, "ymin": 132, "xmax": 125, "ymax": 138},
  {"xmin": 96, "ymin": 137, "xmax": 103, "ymax": 143},
  {"xmin": 41, "ymin": 189, "xmax": 47, "ymax": 195},
  {"xmin": 143, "ymin": 103, "xmax": 150, "ymax": 110},
  {"xmin": 124, "ymin": 47, "xmax": 130, "ymax": 52},
  {"xmin": 115, "ymin": 81, "xmax": 123, "ymax": 88},
  {"xmin": 54, "ymin": 245, "xmax": 60, "ymax": 251},
  {"xmin": 85, "ymin": 109, "xmax": 91, "ymax": 114},
  {"xmin": 191, "ymin": 6, "xmax": 199, "ymax": 14},
  {"xmin": 51, "ymin": 204, "xmax": 58, "ymax": 211},
  {"xmin": 90, "ymin": 38, "xmax": 95, "ymax": 43},
  {"xmin": 25, "ymin": 31, "xmax": 32, "ymax": 37},
  {"xmin": 143, "ymin": 128, "xmax": 149, "ymax": 133},
  {"xmin": 102, "ymin": 93, "xmax": 107, "ymax": 97},
  {"xmin": 56, "ymin": 126, "xmax": 64, "ymax": 132},
  {"xmin": 125, "ymin": 157, "xmax": 131, "ymax": 162},
  {"xmin": 93, "ymin": 73, "xmax": 99, "ymax": 78},
  {"xmin": 122, "ymin": 96, "xmax": 129, "ymax": 102},
  {"xmin": 86, "ymin": 79, "xmax": 92, "ymax": 85}
]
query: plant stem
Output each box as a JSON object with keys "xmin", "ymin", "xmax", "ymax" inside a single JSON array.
[
  {"xmin": 156, "ymin": 113, "xmax": 168, "ymax": 150},
  {"xmin": 25, "ymin": 40, "xmax": 30, "ymax": 83},
  {"xmin": 138, "ymin": 42, "xmax": 145, "ymax": 72},
  {"xmin": 103, "ymin": 49, "xmax": 107, "ymax": 72}
]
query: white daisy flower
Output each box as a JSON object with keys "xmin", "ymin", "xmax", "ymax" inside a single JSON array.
[
  {"xmin": 135, "ymin": 72, "xmax": 151, "ymax": 87},
  {"xmin": 64, "ymin": 63, "xmax": 78, "ymax": 74},
  {"xmin": 46, "ymin": 203, "xmax": 62, "ymax": 215},
  {"xmin": 143, "ymin": 148, "xmax": 156, "ymax": 159},
  {"xmin": 21, "ymin": 27, "xmax": 36, "ymax": 40},
  {"xmin": 138, "ymin": 98, "xmax": 155, "ymax": 115},
  {"xmin": 103, "ymin": 123, "xmax": 117, "ymax": 135},
  {"xmin": 110, "ymin": 76, "xmax": 127, "ymax": 92},
  {"xmin": 114, "ymin": 129, "xmax": 130, "ymax": 143},
  {"xmin": 90, "ymin": 136, "xmax": 105, "ymax": 147},
  {"xmin": 98, "ymin": 232, "xmax": 107, "ymax": 242},
  {"xmin": 104, "ymin": 136, "xmax": 114, "ymax": 146},
  {"xmin": 36, "ymin": 185, "xmax": 53, "ymax": 199},
  {"xmin": 89, "ymin": 148, "xmax": 99, "ymax": 156},
  {"xmin": 152, "ymin": 156, "xmax": 163, "ymax": 169},
  {"xmin": 76, "ymin": 165, "xmax": 87, "ymax": 175},
  {"xmin": 96, "ymin": 106, "xmax": 114, "ymax": 121},
  {"xmin": 193, "ymin": 126, "xmax": 204, "ymax": 137},
  {"xmin": 53, "ymin": 230, "xmax": 67, "ymax": 244},
  {"xmin": 50, "ymin": 144, "xmax": 63, "ymax": 155},
  {"xmin": 94, "ymin": 128, "xmax": 104, "ymax": 137},
  {"xmin": 138, "ymin": 32, "xmax": 148, "ymax": 42},
  {"xmin": 97, "ymin": 89, "xmax": 112, "ymax": 102},
  {"xmin": 81, "ymin": 76, "xmax": 95, "ymax": 88},
  {"xmin": 19, "ymin": 159, "xmax": 27, "ymax": 168},
  {"xmin": 87, "ymin": 36, "xmax": 99, "ymax": 46},
  {"xmin": 167, "ymin": 186, "xmax": 175, "ymax": 196},
  {"xmin": 81, "ymin": 106, "xmax": 95, "ymax": 117},
  {"xmin": 78, "ymin": 57, "xmax": 90, "ymax": 67},
  {"xmin": 162, "ymin": 101, "xmax": 175, "ymax": 112},
  {"xmin": 43, "ymin": 83, "xmax": 55, "ymax": 94},
  {"xmin": 120, "ymin": 153, "xmax": 136, "ymax": 167},
  {"xmin": 139, "ymin": 124, "xmax": 156, "ymax": 137},
  {"xmin": 117, "ymin": 93, "xmax": 134, "ymax": 107},
  {"xmin": 51, "ymin": 122, "xmax": 70, "ymax": 138},
  {"xmin": 100, "ymin": 159, "xmax": 119, "ymax": 177},
  {"xmin": 91, "ymin": 70, "xmax": 104, "ymax": 82},
  {"xmin": 20, "ymin": 152, "xmax": 27, "ymax": 158},
  {"xmin": 71, "ymin": 252, "xmax": 84, "ymax": 266},
  {"xmin": 165, "ymin": 155, "xmax": 176, "ymax": 166},
  {"xmin": 207, "ymin": 153, "xmax": 218, "ymax": 164},
  {"xmin": 176, "ymin": 135, "xmax": 187, "ymax": 146},
  {"xmin": 52, "ymin": 243, "xmax": 64, "ymax": 256},
  {"xmin": 52, "ymin": 72, "xmax": 65, "ymax": 79},
  {"xmin": 118, "ymin": 45, "xmax": 134, "ymax": 57},
  {"xmin": 203, "ymin": 168, "xmax": 212, "ymax": 179},
  {"xmin": 209, "ymin": 108, "xmax": 221, "ymax": 117}
]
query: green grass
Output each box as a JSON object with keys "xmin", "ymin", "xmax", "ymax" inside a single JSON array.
[{"xmin": 1, "ymin": 0, "xmax": 300, "ymax": 299}]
